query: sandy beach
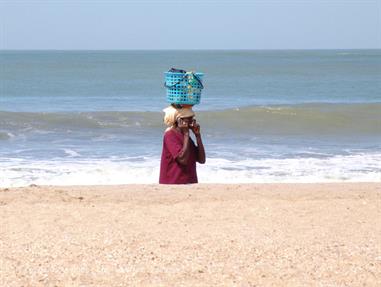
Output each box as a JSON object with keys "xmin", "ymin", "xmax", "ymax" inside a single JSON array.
[{"xmin": 1, "ymin": 183, "xmax": 380, "ymax": 286}]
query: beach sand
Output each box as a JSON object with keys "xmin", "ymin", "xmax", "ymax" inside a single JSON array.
[{"xmin": 1, "ymin": 183, "xmax": 380, "ymax": 286}]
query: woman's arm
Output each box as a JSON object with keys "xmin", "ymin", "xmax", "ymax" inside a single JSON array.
[
  {"xmin": 191, "ymin": 121, "xmax": 206, "ymax": 164},
  {"xmin": 195, "ymin": 134, "xmax": 206, "ymax": 164},
  {"xmin": 176, "ymin": 131, "xmax": 191, "ymax": 166}
]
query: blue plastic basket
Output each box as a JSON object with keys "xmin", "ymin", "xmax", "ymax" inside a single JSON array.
[{"xmin": 164, "ymin": 72, "xmax": 204, "ymax": 105}]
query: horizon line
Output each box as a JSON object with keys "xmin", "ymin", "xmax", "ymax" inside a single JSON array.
[{"xmin": 1, "ymin": 48, "xmax": 381, "ymax": 52}]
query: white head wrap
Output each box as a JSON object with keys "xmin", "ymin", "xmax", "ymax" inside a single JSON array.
[{"xmin": 163, "ymin": 105, "xmax": 195, "ymax": 131}]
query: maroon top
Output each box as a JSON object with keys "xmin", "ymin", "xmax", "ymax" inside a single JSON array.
[{"xmin": 159, "ymin": 129, "xmax": 198, "ymax": 184}]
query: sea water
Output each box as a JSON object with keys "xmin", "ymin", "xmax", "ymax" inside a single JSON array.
[{"xmin": 1, "ymin": 50, "xmax": 380, "ymax": 186}]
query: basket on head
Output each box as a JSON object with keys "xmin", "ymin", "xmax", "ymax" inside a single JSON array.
[{"xmin": 164, "ymin": 69, "xmax": 204, "ymax": 106}]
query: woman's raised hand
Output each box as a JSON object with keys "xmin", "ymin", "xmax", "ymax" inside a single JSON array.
[
  {"xmin": 190, "ymin": 119, "xmax": 201, "ymax": 136},
  {"xmin": 178, "ymin": 118, "xmax": 189, "ymax": 134}
]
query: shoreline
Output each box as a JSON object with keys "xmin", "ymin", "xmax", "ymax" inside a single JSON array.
[{"xmin": 1, "ymin": 183, "xmax": 380, "ymax": 286}]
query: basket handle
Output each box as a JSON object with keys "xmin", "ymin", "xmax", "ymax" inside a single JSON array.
[
  {"xmin": 164, "ymin": 72, "xmax": 204, "ymax": 89},
  {"xmin": 164, "ymin": 74, "xmax": 187, "ymax": 88},
  {"xmin": 192, "ymin": 73, "xmax": 204, "ymax": 89}
]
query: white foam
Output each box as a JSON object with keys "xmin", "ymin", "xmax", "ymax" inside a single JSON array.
[
  {"xmin": 0, "ymin": 158, "xmax": 160, "ymax": 187},
  {"xmin": 198, "ymin": 154, "xmax": 381, "ymax": 183},
  {"xmin": 0, "ymin": 153, "xmax": 380, "ymax": 188},
  {"xmin": 63, "ymin": 149, "xmax": 81, "ymax": 157},
  {"xmin": 0, "ymin": 131, "xmax": 15, "ymax": 140}
]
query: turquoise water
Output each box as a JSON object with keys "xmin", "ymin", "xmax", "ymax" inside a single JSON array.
[{"xmin": 1, "ymin": 50, "xmax": 380, "ymax": 186}]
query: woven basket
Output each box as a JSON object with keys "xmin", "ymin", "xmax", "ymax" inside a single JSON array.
[{"xmin": 164, "ymin": 71, "xmax": 204, "ymax": 105}]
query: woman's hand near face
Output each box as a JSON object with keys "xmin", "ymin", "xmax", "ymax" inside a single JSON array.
[
  {"xmin": 190, "ymin": 119, "xmax": 201, "ymax": 136},
  {"xmin": 191, "ymin": 119, "xmax": 205, "ymax": 164},
  {"xmin": 177, "ymin": 118, "xmax": 189, "ymax": 135}
]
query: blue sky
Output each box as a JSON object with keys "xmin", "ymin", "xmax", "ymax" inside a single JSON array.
[{"xmin": 0, "ymin": 0, "xmax": 380, "ymax": 49}]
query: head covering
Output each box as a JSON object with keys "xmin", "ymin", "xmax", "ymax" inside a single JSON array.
[{"xmin": 163, "ymin": 105, "xmax": 195, "ymax": 131}]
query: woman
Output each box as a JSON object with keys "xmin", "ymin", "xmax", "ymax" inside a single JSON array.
[{"xmin": 159, "ymin": 105, "xmax": 206, "ymax": 184}]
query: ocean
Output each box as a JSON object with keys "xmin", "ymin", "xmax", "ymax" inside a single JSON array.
[{"xmin": 1, "ymin": 50, "xmax": 380, "ymax": 187}]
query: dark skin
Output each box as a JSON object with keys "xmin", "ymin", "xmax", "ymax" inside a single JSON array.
[{"xmin": 173, "ymin": 116, "xmax": 206, "ymax": 165}]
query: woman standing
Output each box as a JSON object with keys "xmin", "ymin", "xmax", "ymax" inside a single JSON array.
[{"xmin": 159, "ymin": 105, "xmax": 206, "ymax": 184}]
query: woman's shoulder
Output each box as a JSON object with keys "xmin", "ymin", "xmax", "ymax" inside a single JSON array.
[
  {"xmin": 164, "ymin": 127, "xmax": 180, "ymax": 135},
  {"xmin": 164, "ymin": 128, "xmax": 181, "ymax": 139}
]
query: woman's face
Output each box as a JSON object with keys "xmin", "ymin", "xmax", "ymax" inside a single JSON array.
[{"xmin": 178, "ymin": 116, "xmax": 194, "ymax": 127}]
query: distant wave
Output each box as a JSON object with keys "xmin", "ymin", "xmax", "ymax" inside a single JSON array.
[
  {"xmin": 201, "ymin": 103, "xmax": 381, "ymax": 136},
  {"xmin": 1, "ymin": 103, "xmax": 380, "ymax": 136},
  {"xmin": 0, "ymin": 131, "xmax": 15, "ymax": 141}
]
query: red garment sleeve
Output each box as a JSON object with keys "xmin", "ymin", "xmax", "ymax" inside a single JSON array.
[{"xmin": 164, "ymin": 131, "xmax": 183, "ymax": 160}]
